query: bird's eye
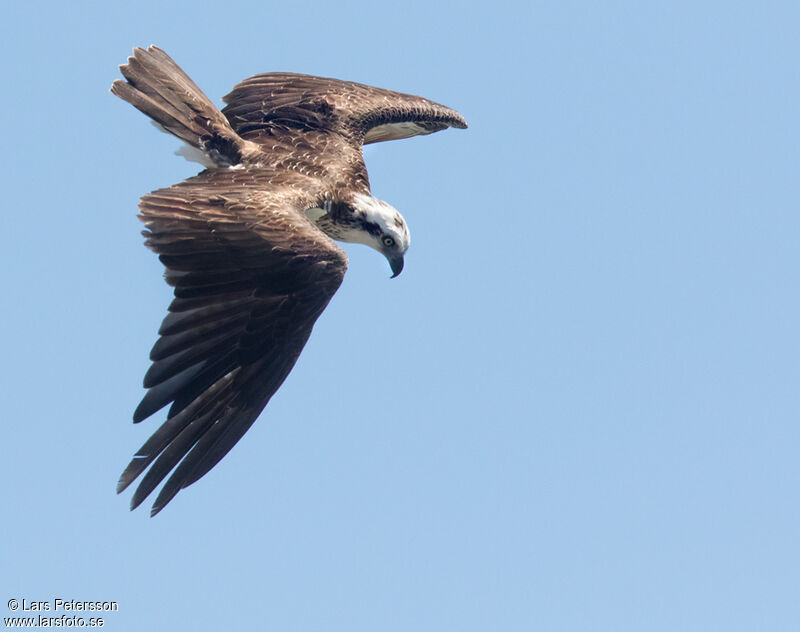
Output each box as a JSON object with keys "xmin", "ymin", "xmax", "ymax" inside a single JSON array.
[{"xmin": 382, "ymin": 236, "xmax": 395, "ymax": 248}]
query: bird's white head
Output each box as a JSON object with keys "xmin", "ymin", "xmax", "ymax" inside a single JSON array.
[
  {"xmin": 313, "ymin": 193, "xmax": 410, "ymax": 277},
  {"xmin": 351, "ymin": 193, "xmax": 410, "ymax": 276}
]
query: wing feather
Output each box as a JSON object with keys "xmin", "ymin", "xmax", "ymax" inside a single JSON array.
[
  {"xmin": 119, "ymin": 168, "xmax": 348, "ymax": 514},
  {"xmin": 120, "ymin": 375, "xmax": 234, "ymax": 501}
]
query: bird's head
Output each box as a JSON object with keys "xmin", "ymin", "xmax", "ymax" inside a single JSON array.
[{"xmin": 347, "ymin": 193, "xmax": 411, "ymax": 277}]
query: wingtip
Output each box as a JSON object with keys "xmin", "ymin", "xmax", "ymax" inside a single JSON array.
[
  {"xmin": 452, "ymin": 111, "xmax": 468, "ymax": 129},
  {"xmin": 132, "ymin": 401, "xmax": 149, "ymax": 423},
  {"xmin": 117, "ymin": 466, "xmax": 137, "ymax": 495}
]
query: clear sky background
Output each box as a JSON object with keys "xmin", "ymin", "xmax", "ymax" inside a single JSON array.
[{"xmin": 2, "ymin": 1, "xmax": 798, "ymax": 630}]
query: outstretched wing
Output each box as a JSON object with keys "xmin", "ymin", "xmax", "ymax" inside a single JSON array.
[
  {"xmin": 221, "ymin": 73, "xmax": 467, "ymax": 147},
  {"xmin": 118, "ymin": 168, "xmax": 348, "ymax": 515}
]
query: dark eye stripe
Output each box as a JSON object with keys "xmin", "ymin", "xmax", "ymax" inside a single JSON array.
[{"xmin": 358, "ymin": 220, "xmax": 382, "ymax": 237}]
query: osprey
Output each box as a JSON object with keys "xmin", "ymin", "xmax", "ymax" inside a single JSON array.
[{"xmin": 111, "ymin": 46, "xmax": 466, "ymax": 515}]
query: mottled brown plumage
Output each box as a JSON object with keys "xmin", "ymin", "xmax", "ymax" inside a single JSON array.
[
  {"xmin": 222, "ymin": 71, "xmax": 467, "ymax": 145},
  {"xmin": 112, "ymin": 46, "xmax": 466, "ymax": 514}
]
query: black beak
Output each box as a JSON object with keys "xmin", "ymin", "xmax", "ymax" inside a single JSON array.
[{"xmin": 389, "ymin": 255, "xmax": 404, "ymax": 278}]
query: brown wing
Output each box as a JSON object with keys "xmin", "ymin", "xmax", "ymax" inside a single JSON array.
[
  {"xmin": 220, "ymin": 73, "xmax": 467, "ymax": 147},
  {"xmin": 117, "ymin": 168, "xmax": 348, "ymax": 515}
]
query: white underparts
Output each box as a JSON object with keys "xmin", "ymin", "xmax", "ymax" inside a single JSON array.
[
  {"xmin": 175, "ymin": 143, "xmax": 219, "ymax": 169},
  {"xmin": 303, "ymin": 206, "xmax": 327, "ymax": 222},
  {"xmin": 148, "ymin": 121, "xmax": 224, "ymax": 169},
  {"xmin": 364, "ymin": 121, "xmax": 432, "ymax": 143}
]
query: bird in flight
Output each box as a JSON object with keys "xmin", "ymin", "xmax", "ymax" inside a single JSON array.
[{"xmin": 111, "ymin": 46, "xmax": 467, "ymax": 515}]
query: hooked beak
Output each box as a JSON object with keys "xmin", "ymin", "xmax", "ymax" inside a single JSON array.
[{"xmin": 388, "ymin": 255, "xmax": 405, "ymax": 278}]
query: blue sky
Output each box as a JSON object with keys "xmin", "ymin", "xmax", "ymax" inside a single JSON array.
[{"xmin": 2, "ymin": 1, "xmax": 799, "ymax": 630}]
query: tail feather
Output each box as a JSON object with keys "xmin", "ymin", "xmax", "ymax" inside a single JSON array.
[{"xmin": 111, "ymin": 46, "xmax": 249, "ymax": 166}]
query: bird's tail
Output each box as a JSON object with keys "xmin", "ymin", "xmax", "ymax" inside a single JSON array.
[{"xmin": 111, "ymin": 46, "xmax": 250, "ymax": 166}]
